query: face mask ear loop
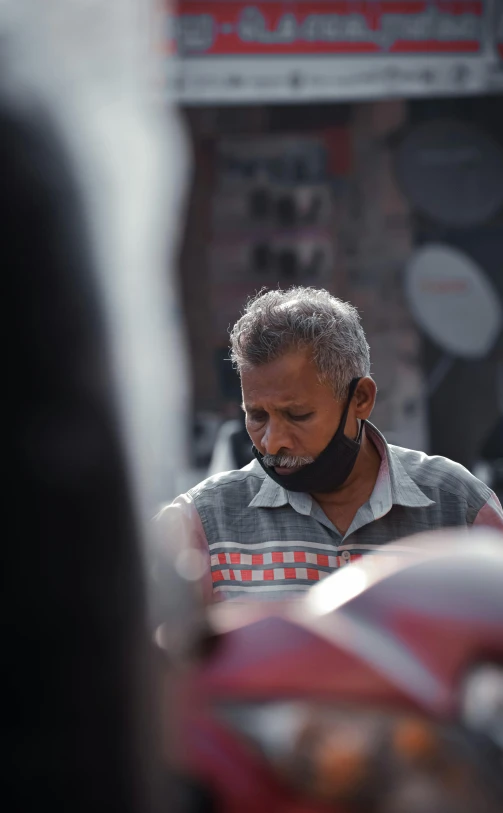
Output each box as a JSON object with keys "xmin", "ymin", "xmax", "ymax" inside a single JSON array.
[
  {"xmin": 339, "ymin": 377, "xmax": 361, "ymax": 437},
  {"xmin": 355, "ymin": 418, "xmax": 365, "ymax": 443}
]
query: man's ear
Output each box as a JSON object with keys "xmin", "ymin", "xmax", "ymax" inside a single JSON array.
[{"xmin": 354, "ymin": 377, "xmax": 377, "ymax": 420}]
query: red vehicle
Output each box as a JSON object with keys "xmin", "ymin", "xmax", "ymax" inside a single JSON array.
[{"xmin": 163, "ymin": 530, "xmax": 503, "ymax": 813}]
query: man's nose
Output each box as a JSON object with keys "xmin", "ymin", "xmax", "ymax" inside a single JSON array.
[{"xmin": 261, "ymin": 418, "xmax": 293, "ymax": 455}]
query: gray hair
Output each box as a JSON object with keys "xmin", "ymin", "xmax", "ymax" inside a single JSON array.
[{"xmin": 229, "ymin": 287, "xmax": 371, "ymax": 399}]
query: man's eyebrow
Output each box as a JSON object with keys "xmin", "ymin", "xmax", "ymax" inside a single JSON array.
[
  {"xmin": 282, "ymin": 402, "xmax": 312, "ymax": 410},
  {"xmin": 242, "ymin": 403, "xmax": 263, "ymax": 412},
  {"xmin": 242, "ymin": 401, "xmax": 313, "ymax": 412}
]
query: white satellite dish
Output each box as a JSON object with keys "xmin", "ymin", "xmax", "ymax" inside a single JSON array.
[{"xmin": 405, "ymin": 244, "xmax": 502, "ymax": 359}]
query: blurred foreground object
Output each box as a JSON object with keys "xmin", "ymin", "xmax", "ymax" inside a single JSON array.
[
  {"xmin": 164, "ymin": 530, "xmax": 503, "ymax": 813},
  {"xmin": 2, "ymin": 1, "xmax": 198, "ymax": 811}
]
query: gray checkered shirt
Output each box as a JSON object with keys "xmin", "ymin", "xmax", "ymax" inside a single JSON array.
[{"xmin": 160, "ymin": 423, "xmax": 503, "ymax": 601}]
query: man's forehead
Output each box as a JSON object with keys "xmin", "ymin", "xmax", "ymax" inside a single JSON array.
[
  {"xmin": 242, "ymin": 396, "xmax": 314, "ymax": 409},
  {"xmin": 240, "ymin": 353, "xmax": 334, "ymax": 405},
  {"xmin": 240, "ymin": 348, "xmax": 315, "ymax": 379}
]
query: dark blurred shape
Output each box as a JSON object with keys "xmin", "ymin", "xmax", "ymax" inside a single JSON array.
[
  {"xmin": 248, "ymin": 187, "xmax": 270, "ymax": 219},
  {"xmin": 251, "ymin": 243, "xmax": 272, "ymax": 274},
  {"xmin": 480, "ymin": 417, "xmax": 503, "ymax": 461},
  {"xmin": 476, "ymin": 417, "xmax": 503, "ymax": 501},
  {"xmin": 2, "ymin": 75, "xmax": 162, "ymax": 813},
  {"xmin": 229, "ymin": 420, "xmax": 253, "ymax": 470},
  {"xmin": 397, "ymin": 119, "xmax": 503, "ymax": 228},
  {"xmin": 171, "ymin": 776, "xmax": 216, "ymax": 813},
  {"xmin": 267, "ymin": 102, "xmax": 350, "ymax": 133},
  {"xmin": 215, "ymin": 348, "xmax": 242, "ymax": 401},
  {"xmin": 276, "ymin": 194, "xmax": 296, "ymax": 226},
  {"xmin": 303, "ymin": 194, "xmax": 323, "ymax": 224},
  {"xmin": 303, "ymin": 248, "xmax": 324, "ymax": 279},
  {"xmin": 277, "ymin": 248, "xmax": 298, "ymax": 280}
]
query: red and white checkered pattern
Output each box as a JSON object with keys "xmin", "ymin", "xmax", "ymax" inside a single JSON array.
[{"xmin": 211, "ymin": 550, "xmax": 361, "ymax": 585}]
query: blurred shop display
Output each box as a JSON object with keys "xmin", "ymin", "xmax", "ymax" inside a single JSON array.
[
  {"xmin": 396, "ymin": 119, "xmax": 503, "ymax": 228},
  {"xmin": 167, "ymin": 0, "xmax": 503, "ymax": 104},
  {"xmin": 204, "ymin": 119, "xmax": 430, "ymax": 455},
  {"xmin": 210, "ymin": 136, "xmax": 335, "ymax": 340},
  {"xmin": 399, "ymin": 110, "xmax": 503, "ymax": 468},
  {"xmin": 405, "ymin": 244, "xmax": 503, "ymax": 458},
  {"xmin": 179, "ymin": 96, "xmax": 503, "ymax": 468},
  {"xmin": 207, "ymin": 135, "xmax": 345, "ymax": 469},
  {"xmin": 331, "ymin": 102, "xmax": 430, "ymax": 452}
]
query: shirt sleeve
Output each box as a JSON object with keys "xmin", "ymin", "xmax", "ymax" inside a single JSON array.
[
  {"xmin": 154, "ymin": 492, "xmax": 214, "ymax": 604},
  {"xmin": 473, "ymin": 491, "xmax": 503, "ymax": 532}
]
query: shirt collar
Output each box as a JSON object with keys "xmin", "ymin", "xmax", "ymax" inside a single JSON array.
[
  {"xmin": 248, "ymin": 422, "xmax": 434, "ymax": 515},
  {"xmin": 367, "ymin": 423, "xmax": 434, "ymax": 516},
  {"xmin": 248, "ymin": 465, "xmax": 291, "ymax": 509}
]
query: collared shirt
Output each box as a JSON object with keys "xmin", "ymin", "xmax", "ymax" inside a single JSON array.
[{"xmin": 157, "ymin": 423, "xmax": 503, "ymax": 602}]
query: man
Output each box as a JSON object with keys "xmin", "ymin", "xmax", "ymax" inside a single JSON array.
[{"xmin": 159, "ymin": 287, "xmax": 503, "ymax": 602}]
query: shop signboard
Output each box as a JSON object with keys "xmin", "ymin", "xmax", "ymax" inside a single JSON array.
[{"xmin": 164, "ymin": 0, "xmax": 503, "ymax": 103}]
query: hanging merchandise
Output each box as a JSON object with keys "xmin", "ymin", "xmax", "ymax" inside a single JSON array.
[{"xmin": 209, "ymin": 135, "xmax": 337, "ymax": 347}]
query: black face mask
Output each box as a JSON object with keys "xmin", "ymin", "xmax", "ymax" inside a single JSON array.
[{"xmin": 252, "ymin": 378, "xmax": 364, "ymax": 494}]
